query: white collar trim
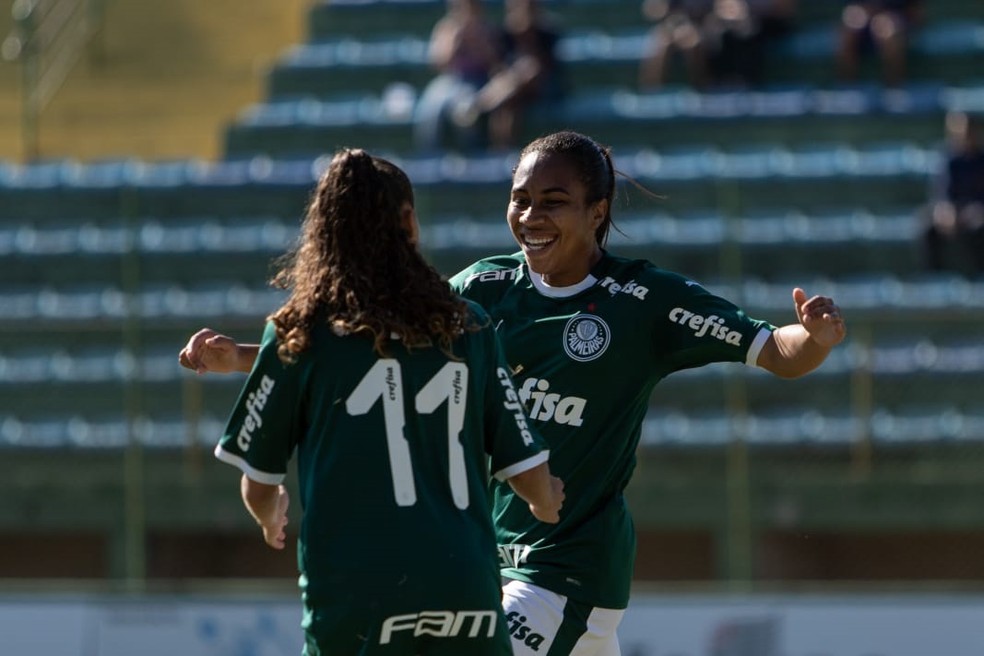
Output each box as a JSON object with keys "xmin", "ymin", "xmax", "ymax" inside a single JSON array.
[{"xmin": 528, "ymin": 269, "xmax": 597, "ymax": 298}]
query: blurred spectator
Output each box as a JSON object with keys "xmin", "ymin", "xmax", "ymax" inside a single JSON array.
[
  {"xmin": 413, "ymin": 0, "xmax": 504, "ymax": 152},
  {"xmin": 455, "ymin": 0, "xmax": 566, "ymax": 150},
  {"xmin": 638, "ymin": 0, "xmax": 714, "ymax": 90},
  {"xmin": 702, "ymin": 0, "xmax": 797, "ymax": 88},
  {"xmin": 923, "ymin": 112, "xmax": 984, "ymax": 277},
  {"xmin": 836, "ymin": 0, "xmax": 924, "ymax": 88},
  {"xmin": 638, "ymin": 0, "xmax": 795, "ymax": 90}
]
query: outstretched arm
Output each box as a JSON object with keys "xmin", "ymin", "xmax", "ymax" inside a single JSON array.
[
  {"xmin": 756, "ymin": 287, "xmax": 847, "ymax": 379},
  {"xmin": 507, "ymin": 462, "xmax": 565, "ymax": 524},
  {"xmin": 178, "ymin": 328, "xmax": 259, "ymax": 374}
]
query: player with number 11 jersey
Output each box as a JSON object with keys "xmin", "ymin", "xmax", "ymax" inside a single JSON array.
[{"xmin": 216, "ymin": 311, "xmax": 550, "ymax": 653}]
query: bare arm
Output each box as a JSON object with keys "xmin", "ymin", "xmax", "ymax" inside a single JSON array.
[
  {"xmin": 240, "ymin": 475, "xmax": 290, "ymax": 550},
  {"xmin": 756, "ymin": 287, "xmax": 847, "ymax": 379},
  {"xmin": 507, "ymin": 462, "xmax": 565, "ymax": 523},
  {"xmin": 178, "ymin": 328, "xmax": 259, "ymax": 374},
  {"xmin": 428, "ymin": 18, "xmax": 459, "ymax": 69}
]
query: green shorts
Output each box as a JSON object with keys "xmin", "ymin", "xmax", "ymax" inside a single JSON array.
[{"xmin": 302, "ymin": 601, "xmax": 512, "ymax": 655}]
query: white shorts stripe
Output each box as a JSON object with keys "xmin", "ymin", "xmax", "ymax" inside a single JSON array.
[{"xmin": 501, "ymin": 579, "xmax": 624, "ymax": 656}]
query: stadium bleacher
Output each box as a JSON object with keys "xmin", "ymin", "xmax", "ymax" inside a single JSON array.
[
  {"xmin": 2, "ymin": 0, "xmax": 983, "ymax": 441},
  {"xmin": 262, "ymin": 21, "xmax": 984, "ymax": 99},
  {"xmin": 1, "ymin": 0, "xmax": 983, "ymax": 583}
]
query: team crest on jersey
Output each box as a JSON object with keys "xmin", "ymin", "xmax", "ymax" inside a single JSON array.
[{"xmin": 563, "ymin": 314, "xmax": 610, "ymax": 362}]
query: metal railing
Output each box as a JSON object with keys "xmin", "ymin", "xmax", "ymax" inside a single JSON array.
[{"xmin": 2, "ymin": 0, "xmax": 107, "ymax": 161}]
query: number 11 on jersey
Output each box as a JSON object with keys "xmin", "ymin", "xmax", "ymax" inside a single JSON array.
[{"xmin": 345, "ymin": 359, "xmax": 470, "ymax": 509}]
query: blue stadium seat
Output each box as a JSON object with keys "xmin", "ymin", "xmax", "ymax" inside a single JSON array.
[
  {"xmin": 942, "ymin": 84, "xmax": 984, "ymax": 112},
  {"xmin": 420, "ymin": 218, "xmax": 517, "ymax": 250},
  {"xmin": 132, "ymin": 415, "xmax": 226, "ymax": 448},
  {"xmin": 641, "ymin": 412, "xmax": 734, "ymax": 447},
  {"xmin": 276, "ymin": 22, "xmax": 983, "ymax": 71},
  {"xmin": 952, "ymin": 410, "xmax": 984, "ymax": 443},
  {"xmin": 929, "ymin": 342, "xmax": 984, "ymax": 374},
  {"xmin": 902, "ymin": 274, "xmax": 984, "ymax": 309},
  {"xmin": 914, "ymin": 20, "xmax": 984, "ymax": 56},
  {"xmin": 3, "ymin": 160, "xmax": 67, "ymax": 188},
  {"xmin": 36, "ymin": 286, "xmax": 108, "ymax": 320},
  {"xmin": 557, "ymin": 29, "xmax": 648, "ymax": 64},
  {"xmin": 138, "ymin": 216, "xmax": 291, "ymax": 253},
  {"xmin": 77, "ymin": 223, "xmax": 127, "ymax": 253},
  {"xmin": 282, "ymin": 36, "xmax": 429, "ymax": 68},
  {"xmin": 0, "ymin": 415, "xmax": 229, "ymax": 449},
  {"xmin": 707, "ymin": 146, "xmax": 775, "ymax": 179},
  {"xmin": 61, "ymin": 159, "xmax": 136, "ymax": 188},
  {"xmin": 65, "ymin": 417, "xmax": 130, "ymax": 448},
  {"xmin": 870, "ymin": 406, "xmax": 966, "ymax": 444},
  {"xmin": 138, "ymin": 285, "xmax": 227, "ymax": 319},
  {"xmin": 617, "ymin": 213, "xmax": 725, "ymax": 245},
  {"xmin": 128, "ymin": 160, "xmax": 198, "ymax": 188},
  {"xmin": 623, "ymin": 146, "xmax": 719, "ymax": 181},
  {"xmin": 0, "ymin": 417, "xmax": 70, "ymax": 448},
  {"xmin": 50, "ymin": 350, "xmax": 119, "ymax": 383},
  {"xmin": 743, "ymin": 410, "xmax": 862, "ymax": 446},
  {"xmin": 641, "ymin": 409, "xmax": 869, "ymax": 447},
  {"xmin": 183, "ymin": 160, "xmax": 249, "ymax": 187},
  {"xmin": 7, "ymin": 277, "xmax": 980, "ymax": 324},
  {"xmin": 9, "ymin": 224, "xmax": 79, "ymax": 255},
  {"xmin": 0, "ymin": 351, "xmax": 51, "ymax": 383},
  {"xmin": 0, "ymin": 289, "xmax": 43, "ymax": 320},
  {"xmin": 139, "ymin": 219, "xmax": 207, "ymax": 253}
]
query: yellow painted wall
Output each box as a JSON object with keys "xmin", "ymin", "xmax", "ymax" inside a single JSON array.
[{"xmin": 0, "ymin": 0, "xmax": 308, "ymax": 162}]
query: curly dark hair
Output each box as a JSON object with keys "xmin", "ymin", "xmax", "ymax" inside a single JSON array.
[{"xmin": 268, "ymin": 148, "xmax": 472, "ymax": 363}]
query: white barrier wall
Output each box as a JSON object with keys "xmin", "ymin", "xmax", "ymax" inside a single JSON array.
[{"xmin": 2, "ymin": 592, "xmax": 983, "ymax": 656}]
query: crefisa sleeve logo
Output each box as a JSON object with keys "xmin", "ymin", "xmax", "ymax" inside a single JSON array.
[{"xmin": 562, "ymin": 314, "xmax": 611, "ymax": 362}]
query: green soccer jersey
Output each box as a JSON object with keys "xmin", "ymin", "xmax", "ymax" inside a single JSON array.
[
  {"xmin": 215, "ymin": 301, "xmax": 548, "ymax": 650},
  {"xmin": 450, "ymin": 252, "xmax": 775, "ymax": 609}
]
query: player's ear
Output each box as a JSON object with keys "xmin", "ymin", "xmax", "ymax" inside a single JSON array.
[{"xmin": 589, "ymin": 199, "xmax": 607, "ymax": 232}]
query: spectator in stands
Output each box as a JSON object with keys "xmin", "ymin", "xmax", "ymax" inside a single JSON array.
[
  {"xmin": 638, "ymin": 0, "xmax": 714, "ymax": 89},
  {"xmin": 454, "ymin": 0, "xmax": 566, "ymax": 150},
  {"xmin": 702, "ymin": 0, "xmax": 798, "ymax": 88},
  {"xmin": 923, "ymin": 111, "xmax": 984, "ymax": 277},
  {"xmin": 835, "ymin": 0, "xmax": 924, "ymax": 87},
  {"xmin": 181, "ymin": 131, "xmax": 848, "ymax": 656},
  {"xmin": 413, "ymin": 0, "xmax": 504, "ymax": 153},
  {"xmin": 639, "ymin": 0, "xmax": 794, "ymax": 90},
  {"xmin": 181, "ymin": 148, "xmax": 563, "ymax": 654}
]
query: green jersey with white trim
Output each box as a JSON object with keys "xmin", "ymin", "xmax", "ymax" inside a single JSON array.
[
  {"xmin": 450, "ymin": 252, "xmax": 775, "ymax": 609},
  {"xmin": 215, "ymin": 301, "xmax": 548, "ymax": 642}
]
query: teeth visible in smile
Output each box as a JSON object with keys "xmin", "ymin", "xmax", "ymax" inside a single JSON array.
[{"xmin": 524, "ymin": 236, "xmax": 555, "ymax": 250}]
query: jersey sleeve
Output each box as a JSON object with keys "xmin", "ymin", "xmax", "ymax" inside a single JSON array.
[
  {"xmin": 474, "ymin": 314, "xmax": 549, "ymax": 482},
  {"xmin": 659, "ymin": 275, "xmax": 775, "ymax": 373},
  {"xmin": 447, "ymin": 267, "xmax": 473, "ymax": 295},
  {"xmin": 214, "ymin": 322, "xmax": 302, "ymax": 485}
]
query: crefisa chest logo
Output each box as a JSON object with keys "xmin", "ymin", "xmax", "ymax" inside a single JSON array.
[{"xmin": 563, "ymin": 314, "xmax": 611, "ymax": 362}]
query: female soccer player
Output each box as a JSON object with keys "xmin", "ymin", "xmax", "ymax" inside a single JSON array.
[
  {"xmin": 448, "ymin": 130, "xmax": 845, "ymax": 655},
  {"xmin": 181, "ymin": 132, "xmax": 845, "ymax": 656},
  {"xmin": 195, "ymin": 148, "xmax": 564, "ymax": 655}
]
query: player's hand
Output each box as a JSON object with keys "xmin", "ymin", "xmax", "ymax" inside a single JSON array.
[
  {"xmin": 793, "ymin": 288, "xmax": 846, "ymax": 348},
  {"xmin": 178, "ymin": 328, "xmax": 240, "ymax": 374},
  {"xmin": 530, "ymin": 476, "xmax": 565, "ymax": 524},
  {"xmin": 260, "ymin": 486, "xmax": 290, "ymax": 550}
]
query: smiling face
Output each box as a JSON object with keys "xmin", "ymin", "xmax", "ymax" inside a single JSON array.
[{"xmin": 508, "ymin": 150, "xmax": 607, "ymax": 286}]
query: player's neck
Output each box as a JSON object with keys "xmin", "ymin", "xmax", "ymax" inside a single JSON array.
[{"xmin": 528, "ymin": 269, "xmax": 597, "ymax": 298}]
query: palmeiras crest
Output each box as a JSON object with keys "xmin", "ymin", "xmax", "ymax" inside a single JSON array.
[{"xmin": 563, "ymin": 314, "xmax": 611, "ymax": 362}]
